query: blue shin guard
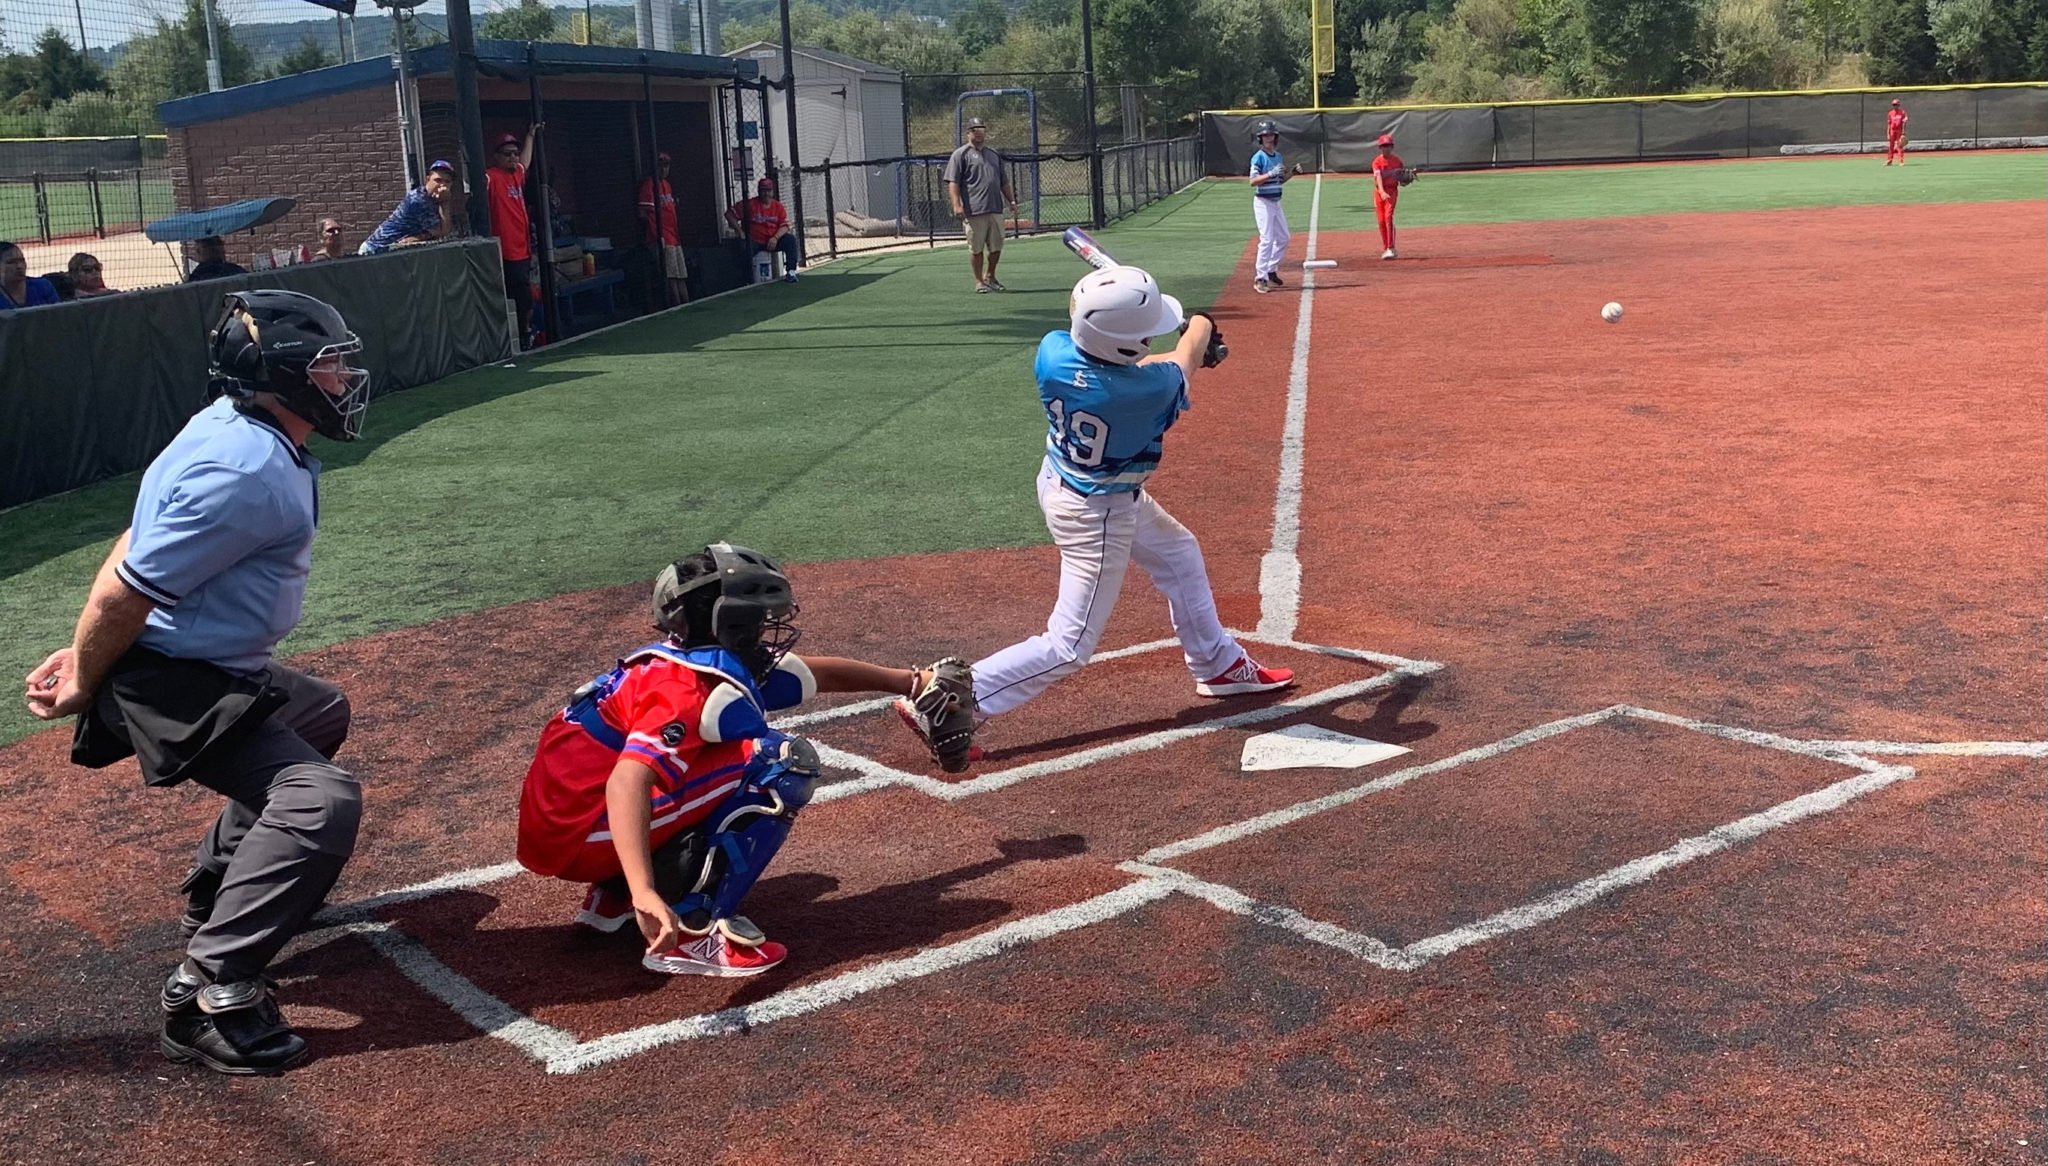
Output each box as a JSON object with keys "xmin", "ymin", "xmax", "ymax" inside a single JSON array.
[{"xmin": 674, "ymin": 734, "xmax": 819, "ymax": 935}]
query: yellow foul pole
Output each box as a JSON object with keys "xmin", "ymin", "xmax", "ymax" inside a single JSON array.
[{"xmin": 1311, "ymin": 0, "xmax": 1335, "ymax": 110}]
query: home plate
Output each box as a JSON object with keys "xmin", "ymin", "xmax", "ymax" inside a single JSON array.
[{"xmin": 1240, "ymin": 725, "xmax": 1412, "ymax": 772}]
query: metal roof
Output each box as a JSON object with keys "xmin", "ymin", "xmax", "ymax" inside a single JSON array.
[{"xmin": 728, "ymin": 42, "xmax": 903, "ymax": 82}]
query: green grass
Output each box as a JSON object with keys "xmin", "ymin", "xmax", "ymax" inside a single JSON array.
[
  {"xmin": 1, "ymin": 150, "xmax": 2038, "ymax": 746},
  {"xmin": 1324, "ymin": 149, "xmax": 2045, "ymax": 228},
  {"xmin": 0, "ymin": 176, "xmax": 175, "ymax": 241}
]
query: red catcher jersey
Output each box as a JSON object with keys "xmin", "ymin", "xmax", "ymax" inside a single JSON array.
[{"xmin": 516, "ymin": 644, "xmax": 814, "ymax": 878}]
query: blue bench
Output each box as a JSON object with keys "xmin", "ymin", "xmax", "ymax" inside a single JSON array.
[{"xmin": 555, "ymin": 269, "xmax": 624, "ymax": 328}]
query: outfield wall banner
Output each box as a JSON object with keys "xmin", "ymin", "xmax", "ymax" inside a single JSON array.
[
  {"xmin": 0, "ymin": 240, "xmax": 513, "ymax": 510},
  {"xmin": 1202, "ymin": 84, "xmax": 2048, "ymax": 176}
]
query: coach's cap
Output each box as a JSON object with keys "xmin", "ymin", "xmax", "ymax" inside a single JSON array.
[
  {"xmin": 1376, "ymin": 133, "xmax": 1395, "ymax": 146},
  {"xmin": 427, "ymin": 158, "xmax": 457, "ymax": 174},
  {"xmin": 965, "ymin": 117, "xmax": 987, "ymax": 129}
]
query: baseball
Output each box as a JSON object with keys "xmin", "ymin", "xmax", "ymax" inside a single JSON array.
[{"xmin": 1601, "ymin": 302, "xmax": 1624, "ymax": 323}]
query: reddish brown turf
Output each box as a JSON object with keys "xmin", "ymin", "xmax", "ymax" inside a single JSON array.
[{"xmin": 0, "ymin": 201, "xmax": 2040, "ymax": 1165}]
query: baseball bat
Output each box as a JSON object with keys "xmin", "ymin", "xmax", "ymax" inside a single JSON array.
[{"xmin": 1061, "ymin": 226, "xmax": 1119, "ymax": 271}]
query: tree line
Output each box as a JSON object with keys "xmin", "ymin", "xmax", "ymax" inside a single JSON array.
[{"xmin": 0, "ymin": 0, "xmax": 2038, "ymax": 140}]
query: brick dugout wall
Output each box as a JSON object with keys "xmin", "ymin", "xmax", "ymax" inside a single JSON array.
[{"xmin": 168, "ymin": 86, "xmax": 408, "ymax": 263}]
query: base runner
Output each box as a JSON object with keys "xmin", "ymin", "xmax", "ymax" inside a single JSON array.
[
  {"xmin": 1248, "ymin": 120, "xmax": 1297, "ymax": 294},
  {"xmin": 958, "ymin": 266, "xmax": 1295, "ymax": 724}
]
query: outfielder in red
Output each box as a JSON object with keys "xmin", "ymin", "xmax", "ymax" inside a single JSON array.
[
  {"xmin": 1369, "ymin": 134, "xmax": 1407, "ymax": 259},
  {"xmin": 1885, "ymin": 98, "xmax": 1909, "ymax": 166},
  {"xmin": 517, "ymin": 543, "xmax": 971, "ymax": 977}
]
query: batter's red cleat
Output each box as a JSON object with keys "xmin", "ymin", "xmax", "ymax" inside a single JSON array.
[
  {"xmin": 1195, "ymin": 654, "xmax": 1296, "ymax": 697},
  {"xmin": 572, "ymin": 882, "xmax": 634, "ymax": 933},
  {"xmin": 643, "ymin": 930, "xmax": 789, "ymax": 977}
]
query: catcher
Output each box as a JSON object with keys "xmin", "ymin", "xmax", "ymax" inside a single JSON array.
[{"xmin": 516, "ymin": 543, "xmax": 977, "ymax": 976}]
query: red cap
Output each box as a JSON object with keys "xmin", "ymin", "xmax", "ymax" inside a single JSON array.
[
  {"xmin": 658, "ymin": 151, "xmax": 672, "ymax": 163},
  {"xmin": 494, "ymin": 132, "xmax": 519, "ymax": 149},
  {"xmin": 1890, "ymin": 98, "xmax": 1901, "ymax": 106},
  {"xmin": 1376, "ymin": 133, "xmax": 1394, "ymax": 147}
]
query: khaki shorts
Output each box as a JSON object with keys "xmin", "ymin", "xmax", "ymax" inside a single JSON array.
[
  {"xmin": 655, "ymin": 243, "xmax": 686, "ymax": 277},
  {"xmin": 963, "ymin": 213, "xmax": 1005, "ymax": 254}
]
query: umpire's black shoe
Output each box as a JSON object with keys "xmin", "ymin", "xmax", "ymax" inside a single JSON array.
[
  {"xmin": 161, "ymin": 967, "xmax": 309, "ymax": 1075},
  {"xmin": 177, "ymin": 865, "xmax": 224, "ymax": 939}
]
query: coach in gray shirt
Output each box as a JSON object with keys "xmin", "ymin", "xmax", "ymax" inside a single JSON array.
[{"xmin": 944, "ymin": 117, "xmax": 1018, "ymax": 293}]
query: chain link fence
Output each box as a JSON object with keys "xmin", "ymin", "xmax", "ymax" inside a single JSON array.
[
  {"xmin": 904, "ymin": 72, "xmax": 1168, "ymax": 155},
  {"xmin": 797, "ymin": 134, "xmax": 1200, "ymax": 262},
  {"xmin": 0, "ymin": 133, "xmax": 175, "ymax": 291},
  {"xmin": 1205, "ymin": 83, "xmax": 2048, "ymax": 175}
]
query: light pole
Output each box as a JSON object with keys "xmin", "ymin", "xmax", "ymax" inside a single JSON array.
[{"xmin": 1080, "ymin": 0, "xmax": 1102, "ymax": 229}]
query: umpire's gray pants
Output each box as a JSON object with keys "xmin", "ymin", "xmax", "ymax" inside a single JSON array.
[{"xmin": 184, "ymin": 666, "xmax": 362, "ymax": 982}]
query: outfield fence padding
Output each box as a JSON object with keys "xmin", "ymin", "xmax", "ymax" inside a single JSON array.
[
  {"xmin": 0, "ymin": 239, "xmax": 512, "ymax": 510},
  {"xmin": 1204, "ymin": 84, "xmax": 2048, "ymax": 175}
]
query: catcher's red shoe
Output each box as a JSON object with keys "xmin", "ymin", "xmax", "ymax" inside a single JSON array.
[
  {"xmin": 1195, "ymin": 654, "xmax": 1295, "ymax": 697},
  {"xmin": 643, "ymin": 931, "xmax": 788, "ymax": 977},
  {"xmin": 893, "ymin": 699, "xmax": 984, "ymax": 770}
]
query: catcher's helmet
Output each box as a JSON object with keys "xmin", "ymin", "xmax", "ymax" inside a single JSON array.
[
  {"xmin": 209, "ymin": 290, "xmax": 369, "ymax": 442},
  {"xmin": 1253, "ymin": 120, "xmax": 1279, "ymax": 140},
  {"xmin": 1069, "ymin": 265, "xmax": 1183, "ymax": 366},
  {"xmin": 653, "ymin": 543, "xmax": 802, "ymax": 683}
]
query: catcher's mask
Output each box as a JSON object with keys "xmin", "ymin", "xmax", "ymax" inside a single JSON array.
[
  {"xmin": 652, "ymin": 543, "xmax": 801, "ymax": 684},
  {"xmin": 209, "ymin": 290, "xmax": 369, "ymax": 442}
]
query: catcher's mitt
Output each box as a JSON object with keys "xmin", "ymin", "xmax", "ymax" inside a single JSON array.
[
  {"xmin": 900, "ymin": 658, "xmax": 978, "ymax": 773},
  {"xmin": 1186, "ymin": 311, "xmax": 1228, "ymax": 368},
  {"xmin": 1396, "ymin": 167, "xmax": 1417, "ymax": 186}
]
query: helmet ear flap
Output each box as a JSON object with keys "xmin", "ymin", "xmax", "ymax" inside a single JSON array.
[{"xmin": 210, "ymin": 300, "xmax": 266, "ymax": 383}]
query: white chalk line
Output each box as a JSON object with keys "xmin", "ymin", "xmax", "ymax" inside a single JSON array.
[
  {"xmin": 544, "ymin": 878, "xmax": 1178, "ymax": 1074},
  {"xmin": 346, "ymin": 920, "xmax": 582, "ymax": 1063},
  {"xmin": 1138, "ymin": 705, "xmax": 1627, "ymax": 865},
  {"xmin": 1397, "ymin": 762, "xmax": 1918, "ymax": 966},
  {"xmin": 1256, "ymin": 173, "xmax": 1322, "ymax": 644},
  {"xmin": 1120, "ymin": 861, "xmax": 1418, "ymax": 971}
]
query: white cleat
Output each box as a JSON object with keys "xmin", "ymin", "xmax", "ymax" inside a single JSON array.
[{"xmin": 1381, "ymin": 248, "xmax": 1397, "ymax": 260}]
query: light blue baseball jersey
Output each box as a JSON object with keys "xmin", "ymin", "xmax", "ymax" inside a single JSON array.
[
  {"xmin": 119, "ymin": 396, "xmax": 320, "ymax": 674},
  {"xmin": 1036, "ymin": 330, "xmax": 1189, "ymax": 496},
  {"xmin": 1250, "ymin": 149, "xmax": 1286, "ymax": 199}
]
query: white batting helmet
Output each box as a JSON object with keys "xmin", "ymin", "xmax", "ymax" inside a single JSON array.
[{"xmin": 1068, "ymin": 265, "xmax": 1183, "ymax": 366}]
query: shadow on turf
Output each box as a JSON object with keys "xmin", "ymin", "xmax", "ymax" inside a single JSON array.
[{"xmin": 250, "ymin": 833, "xmax": 1090, "ymax": 1063}]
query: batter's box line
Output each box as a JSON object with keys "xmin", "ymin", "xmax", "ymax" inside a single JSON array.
[
  {"xmin": 805, "ymin": 634, "xmax": 1444, "ymax": 804},
  {"xmin": 1124, "ymin": 703, "xmax": 1941, "ymax": 972},
  {"xmin": 300, "ymin": 707, "xmax": 2041, "ymax": 1074}
]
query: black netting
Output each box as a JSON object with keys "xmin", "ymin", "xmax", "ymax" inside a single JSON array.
[{"xmin": 1207, "ymin": 87, "xmax": 2047, "ymax": 174}]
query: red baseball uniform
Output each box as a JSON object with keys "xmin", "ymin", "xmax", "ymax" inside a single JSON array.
[
  {"xmin": 516, "ymin": 645, "xmax": 815, "ymax": 883},
  {"xmin": 1886, "ymin": 107, "xmax": 1908, "ymax": 165},
  {"xmin": 1371, "ymin": 150, "xmax": 1405, "ymax": 252},
  {"xmin": 485, "ymin": 164, "xmax": 531, "ymax": 262},
  {"xmin": 729, "ymin": 196, "xmax": 789, "ymax": 246},
  {"xmin": 637, "ymin": 177, "xmax": 680, "ymax": 246}
]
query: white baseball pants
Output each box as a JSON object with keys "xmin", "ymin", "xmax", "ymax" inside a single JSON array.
[
  {"xmin": 973, "ymin": 458, "xmax": 1246, "ymax": 718},
  {"xmin": 1252, "ymin": 196, "xmax": 1291, "ymax": 278}
]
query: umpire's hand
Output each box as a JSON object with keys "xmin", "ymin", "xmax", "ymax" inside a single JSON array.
[{"xmin": 24, "ymin": 646, "xmax": 88, "ymax": 720}]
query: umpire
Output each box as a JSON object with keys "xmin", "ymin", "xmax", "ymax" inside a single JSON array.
[{"xmin": 23, "ymin": 289, "xmax": 369, "ymax": 1075}]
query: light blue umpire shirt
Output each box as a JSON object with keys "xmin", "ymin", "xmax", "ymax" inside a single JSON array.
[{"xmin": 117, "ymin": 396, "xmax": 320, "ymax": 675}]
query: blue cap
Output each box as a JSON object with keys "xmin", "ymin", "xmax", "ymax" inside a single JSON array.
[{"xmin": 427, "ymin": 158, "xmax": 456, "ymax": 174}]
